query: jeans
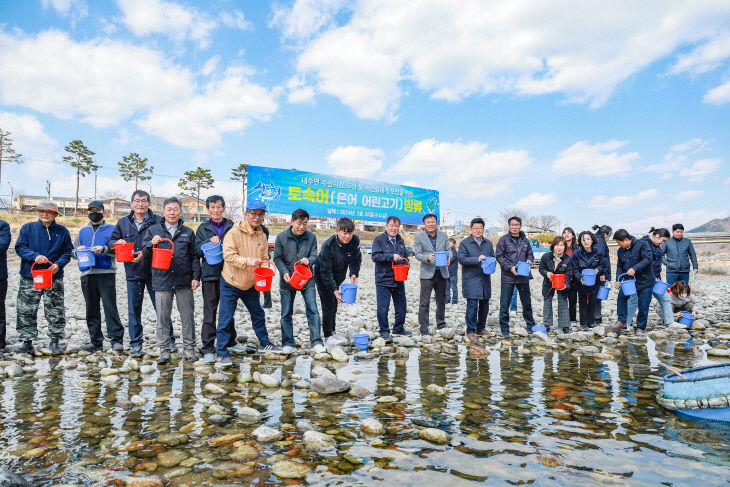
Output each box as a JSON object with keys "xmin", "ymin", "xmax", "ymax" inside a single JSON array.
[
  {"xmin": 261, "ymin": 290, "xmax": 272, "ymax": 308},
  {"xmin": 666, "ymin": 272, "xmax": 690, "ymax": 285},
  {"xmin": 155, "ymin": 288, "xmax": 195, "ymax": 356},
  {"xmin": 543, "ymin": 289, "xmax": 569, "ymax": 329},
  {"xmin": 280, "ymin": 285, "xmax": 323, "ymax": 348},
  {"xmin": 376, "ymin": 283, "xmax": 406, "ymax": 334},
  {"xmin": 127, "ymin": 279, "xmax": 174, "ymax": 349},
  {"xmin": 418, "ymin": 273, "xmax": 446, "ymax": 333},
  {"xmin": 202, "ymin": 279, "xmax": 237, "ymax": 354},
  {"xmin": 510, "ymin": 288, "xmax": 518, "ymax": 311},
  {"xmin": 499, "ymin": 282, "xmax": 535, "ymax": 334},
  {"xmin": 466, "ymin": 298, "xmax": 488, "ymax": 333},
  {"xmin": 617, "ymin": 286, "xmax": 653, "ymax": 329},
  {"xmin": 578, "ymin": 283, "xmax": 598, "ymax": 328},
  {"xmin": 217, "ymin": 277, "xmax": 269, "ymax": 357},
  {"xmin": 0, "ymin": 278, "xmax": 7, "ymax": 348},
  {"xmin": 81, "ymin": 274, "xmax": 124, "ymax": 346},
  {"xmin": 445, "ymin": 275, "xmax": 458, "ymax": 302},
  {"xmin": 627, "ymin": 288, "xmax": 674, "ymax": 325}
]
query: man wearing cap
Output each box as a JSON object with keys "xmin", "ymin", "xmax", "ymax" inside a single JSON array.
[
  {"xmin": 73, "ymin": 201, "xmax": 124, "ymax": 352},
  {"xmin": 216, "ymin": 199, "xmax": 279, "ymax": 367},
  {"xmin": 109, "ymin": 190, "xmax": 177, "ymax": 358},
  {"xmin": 14, "ymin": 201, "xmax": 73, "ymax": 355}
]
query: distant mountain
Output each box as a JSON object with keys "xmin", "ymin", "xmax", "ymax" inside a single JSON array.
[{"xmin": 689, "ymin": 217, "xmax": 730, "ymax": 233}]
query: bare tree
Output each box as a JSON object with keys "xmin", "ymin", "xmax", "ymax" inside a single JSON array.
[
  {"xmin": 526, "ymin": 214, "xmax": 560, "ymax": 234},
  {"xmin": 499, "ymin": 207, "xmax": 529, "ymax": 230},
  {"xmin": 224, "ymin": 195, "xmax": 244, "ymax": 221}
]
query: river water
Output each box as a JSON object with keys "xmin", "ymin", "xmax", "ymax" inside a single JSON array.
[{"xmin": 1, "ymin": 339, "xmax": 729, "ymax": 486}]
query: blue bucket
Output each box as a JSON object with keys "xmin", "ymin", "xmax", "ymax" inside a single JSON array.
[
  {"xmin": 434, "ymin": 251, "xmax": 449, "ymax": 267},
  {"xmin": 353, "ymin": 333, "xmax": 370, "ymax": 351},
  {"xmin": 481, "ymin": 256, "xmax": 496, "ymax": 274},
  {"xmin": 516, "ymin": 261, "xmax": 531, "ymax": 276},
  {"xmin": 201, "ymin": 241, "xmax": 223, "ymax": 265},
  {"xmin": 678, "ymin": 311, "xmax": 695, "ymax": 328},
  {"xmin": 618, "ymin": 273, "xmax": 636, "ymax": 296},
  {"xmin": 532, "ymin": 325, "xmax": 546, "ymax": 333},
  {"xmin": 340, "ymin": 283, "xmax": 358, "ymax": 303},
  {"xmin": 597, "ymin": 285, "xmax": 610, "ymax": 300},
  {"xmin": 581, "ymin": 268, "xmax": 597, "ymax": 286},
  {"xmin": 76, "ymin": 249, "xmax": 95, "ymax": 271},
  {"xmin": 653, "ymin": 279, "xmax": 670, "ymax": 295}
]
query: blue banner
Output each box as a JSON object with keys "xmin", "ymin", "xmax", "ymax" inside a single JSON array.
[{"xmin": 247, "ymin": 165, "xmax": 440, "ymax": 225}]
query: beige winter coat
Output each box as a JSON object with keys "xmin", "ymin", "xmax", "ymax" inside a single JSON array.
[{"xmin": 221, "ymin": 221, "xmax": 269, "ymax": 290}]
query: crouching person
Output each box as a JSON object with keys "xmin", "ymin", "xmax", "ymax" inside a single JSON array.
[
  {"xmin": 665, "ymin": 281, "xmax": 702, "ymax": 319},
  {"xmin": 216, "ymin": 200, "xmax": 279, "ymax": 367},
  {"xmin": 143, "ymin": 197, "xmax": 200, "ymax": 364},
  {"xmin": 14, "ymin": 201, "xmax": 73, "ymax": 355}
]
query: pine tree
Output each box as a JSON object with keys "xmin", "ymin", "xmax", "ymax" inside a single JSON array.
[
  {"xmin": 62, "ymin": 140, "xmax": 96, "ymax": 215},
  {"xmin": 178, "ymin": 167, "xmax": 214, "ymax": 222},
  {"xmin": 231, "ymin": 163, "xmax": 248, "ymax": 208},
  {"xmin": 118, "ymin": 153, "xmax": 154, "ymax": 190}
]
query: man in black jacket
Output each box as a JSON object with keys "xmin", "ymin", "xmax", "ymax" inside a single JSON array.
[
  {"xmin": 495, "ymin": 216, "xmax": 536, "ymax": 337},
  {"xmin": 314, "ymin": 217, "xmax": 361, "ymax": 348},
  {"xmin": 109, "ymin": 190, "xmax": 176, "ymax": 357},
  {"xmin": 195, "ymin": 195, "xmax": 245, "ymax": 364},
  {"xmin": 372, "ymin": 216, "xmax": 411, "ymax": 342},
  {"xmin": 273, "ymin": 209, "xmax": 323, "ymax": 354},
  {"xmin": 143, "ymin": 197, "xmax": 201, "ymax": 364}
]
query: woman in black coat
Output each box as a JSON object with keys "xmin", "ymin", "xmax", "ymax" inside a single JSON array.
[
  {"xmin": 572, "ymin": 231, "xmax": 609, "ymax": 330},
  {"xmin": 562, "ymin": 227, "xmax": 579, "ymax": 326},
  {"xmin": 538, "ymin": 236, "xmax": 572, "ymax": 333}
]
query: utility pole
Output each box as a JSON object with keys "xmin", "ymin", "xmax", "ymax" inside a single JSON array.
[{"xmin": 45, "ymin": 180, "xmax": 51, "ymax": 200}]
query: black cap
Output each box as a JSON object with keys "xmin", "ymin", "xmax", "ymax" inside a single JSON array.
[{"xmin": 88, "ymin": 200, "xmax": 105, "ymax": 211}]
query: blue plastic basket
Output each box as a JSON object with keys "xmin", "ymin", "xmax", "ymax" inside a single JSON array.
[{"xmin": 663, "ymin": 363, "xmax": 730, "ymax": 400}]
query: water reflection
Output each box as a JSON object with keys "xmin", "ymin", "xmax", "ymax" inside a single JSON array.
[{"xmin": 1, "ymin": 338, "xmax": 729, "ymax": 485}]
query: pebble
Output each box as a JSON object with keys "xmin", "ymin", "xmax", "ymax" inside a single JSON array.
[
  {"xmin": 207, "ymin": 414, "xmax": 230, "ymax": 426},
  {"xmin": 330, "ymin": 346, "xmax": 349, "ymax": 362},
  {"xmin": 208, "ymin": 433, "xmax": 247, "ymax": 447},
  {"xmin": 212, "ymin": 463, "xmax": 254, "ymax": 479},
  {"xmin": 130, "ymin": 395, "xmax": 147, "ymax": 406},
  {"xmin": 252, "ymin": 425, "xmax": 282, "ymax": 442},
  {"xmin": 272, "ymin": 460, "xmax": 311, "ymax": 479},
  {"xmin": 259, "ymin": 373, "xmax": 281, "ymax": 388},
  {"xmin": 204, "ymin": 383, "xmax": 227, "ymax": 395},
  {"xmin": 310, "ymin": 376, "xmax": 351, "ymax": 394},
  {"xmin": 229, "ymin": 445, "xmax": 259, "ymax": 461},
  {"xmin": 156, "ymin": 450, "xmax": 187, "ymax": 468},
  {"xmin": 124, "ymin": 477, "xmax": 164, "ymax": 487},
  {"xmin": 5, "ymin": 364, "xmax": 23, "ymax": 378},
  {"xmin": 237, "ymin": 407, "xmax": 262, "ymax": 424},
  {"xmin": 360, "ymin": 418, "xmax": 385, "ymax": 435},
  {"xmin": 425, "ymin": 383, "xmax": 447, "ymax": 395},
  {"xmin": 376, "ymin": 395, "xmax": 397, "ymax": 403},
  {"xmin": 417, "ymin": 427, "xmax": 450, "ymax": 444},
  {"xmin": 303, "ymin": 430, "xmax": 336, "ymax": 451}
]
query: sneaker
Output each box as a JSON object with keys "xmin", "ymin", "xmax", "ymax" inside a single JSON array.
[
  {"xmin": 203, "ymin": 353, "xmax": 215, "ymax": 364},
  {"xmin": 170, "ymin": 342, "xmax": 179, "ymax": 354},
  {"xmin": 218, "ymin": 356, "xmax": 232, "ymax": 367},
  {"xmin": 562, "ymin": 327, "xmax": 571, "ymax": 334},
  {"xmin": 380, "ymin": 332, "xmax": 393, "ymax": 344},
  {"xmin": 392, "ymin": 329, "xmax": 412, "ymax": 336},
  {"xmin": 18, "ymin": 341, "xmax": 35, "ymax": 355},
  {"xmin": 157, "ymin": 354, "xmax": 171, "ymax": 365},
  {"xmin": 228, "ymin": 343, "xmax": 249, "ymax": 354},
  {"xmin": 49, "ymin": 340, "xmax": 64, "ymax": 356},
  {"xmin": 312, "ymin": 344, "xmax": 326, "ymax": 354},
  {"xmin": 112, "ymin": 342, "xmax": 124, "ymax": 352},
  {"xmin": 80, "ymin": 342, "xmax": 103, "ymax": 353},
  {"xmin": 476, "ymin": 330, "xmax": 492, "ymax": 336},
  {"xmin": 611, "ymin": 321, "xmax": 627, "ymax": 331},
  {"xmin": 259, "ymin": 344, "xmax": 282, "ymax": 353},
  {"xmin": 281, "ymin": 345, "xmax": 296, "ymax": 355},
  {"xmin": 130, "ymin": 346, "xmax": 143, "ymax": 358},
  {"xmin": 570, "ymin": 321, "xmax": 578, "ymax": 328},
  {"xmin": 634, "ymin": 328, "xmax": 646, "ymax": 336},
  {"xmin": 185, "ymin": 353, "xmax": 199, "ymax": 362},
  {"xmin": 466, "ymin": 332, "xmax": 478, "ymax": 343}
]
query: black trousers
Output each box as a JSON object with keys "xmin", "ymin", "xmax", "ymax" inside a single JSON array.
[
  {"xmin": 578, "ymin": 283, "xmax": 598, "ymax": 328},
  {"xmin": 316, "ymin": 278, "xmax": 338, "ymax": 338},
  {"xmin": 202, "ymin": 279, "xmax": 236, "ymax": 354},
  {"xmin": 566, "ymin": 278, "xmax": 578, "ymax": 322},
  {"xmin": 0, "ymin": 278, "xmax": 7, "ymax": 348},
  {"xmin": 80, "ymin": 273, "xmax": 124, "ymax": 345},
  {"xmin": 499, "ymin": 281, "xmax": 535, "ymax": 334},
  {"xmin": 418, "ymin": 273, "xmax": 447, "ymax": 332}
]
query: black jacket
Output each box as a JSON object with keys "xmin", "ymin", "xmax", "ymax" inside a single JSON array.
[
  {"xmin": 109, "ymin": 210, "xmax": 163, "ymax": 281},
  {"xmin": 195, "ymin": 219, "xmax": 234, "ymax": 281},
  {"xmin": 538, "ymin": 251, "xmax": 572, "ymax": 298},
  {"xmin": 314, "ymin": 234, "xmax": 362, "ymax": 291},
  {"xmin": 273, "ymin": 227, "xmax": 319, "ymax": 290},
  {"xmin": 642, "ymin": 235, "xmax": 662, "ymax": 279},
  {"xmin": 142, "ymin": 221, "xmax": 201, "ymax": 291},
  {"xmin": 447, "ymin": 246, "xmax": 458, "ymax": 276},
  {"xmin": 595, "ymin": 233, "xmax": 612, "ymax": 280},
  {"xmin": 616, "ymin": 237, "xmax": 654, "ymax": 291},
  {"xmin": 571, "ymin": 246, "xmax": 610, "ymax": 284},
  {"xmin": 371, "ymin": 232, "xmax": 408, "ymax": 287},
  {"xmin": 495, "ymin": 231, "xmax": 534, "ymax": 283}
]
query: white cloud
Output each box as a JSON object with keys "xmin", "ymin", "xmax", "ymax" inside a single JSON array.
[
  {"xmin": 219, "ymin": 10, "xmax": 252, "ymax": 31},
  {"xmin": 276, "ymin": 0, "xmax": 730, "ymax": 119},
  {"xmin": 724, "ymin": 177, "xmax": 730, "ymax": 184},
  {"xmin": 41, "ymin": 0, "xmax": 88, "ymax": 20},
  {"xmin": 704, "ymin": 79, "xmax": 730, "ymax": 104},
  {"xmin": 675, "ymin": 189, "xmax": 705, "ymax": 201},
  {"xmin": 117, "ymin": 0, "xmax": 219, "ymax": 48},
  {"xmin": 513, "ymin": 192, "xmax": 555, "ymax": 209},
  {"xmin": 589, "ymin": 189, "xmax": 658, "ymax": 210},
  {"xmin": 138, "ymin": 70, "xmax": 278, "ymax": 148},
  {"xmin": 0, "ymin": 29, "xmax": 194, "ymax": 127},
  {"xmin": 647, "ymin": 138, "xmax": 712, "ymax": 176},
  {"xmin": 670, "ymin": 30, "xmax": 730, "ymax": 75},
  {"xmin": 679, "ymin": 158, "xmax": 722, "ymax": 182},
  {"xmin": 390, "ymin": 139, "xmax": 532, "ymax": 198},
  {"xmin": 616, "ymin": 209, "xmax": 725, "ymax": 234},
  {"xmin": 326, "ymin": 145, "xmax": 384, "ymax": 178},
  {"xmin": 0, "ymin": 112, "xmax": 59, "ymax": 182},
  {"xmin": 553, "ymin": 140, "xmax": 639, "ymax": 176},
  {"xmin": 285, "ymin": 75, "xmax": 316, "ymax": 103}
]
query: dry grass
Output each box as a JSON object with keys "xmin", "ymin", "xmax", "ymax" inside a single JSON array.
[{"xmin": 702, "ymin": 265, "xmax": 730, "ymax": 276}]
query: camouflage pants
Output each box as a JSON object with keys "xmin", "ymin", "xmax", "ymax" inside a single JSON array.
[{"xmin": 16, "ymin": 277, "xmax": 66, "ymax": 341}]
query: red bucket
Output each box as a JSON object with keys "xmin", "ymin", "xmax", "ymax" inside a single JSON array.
[
  {"xmin": 550, "ymin": 273, "xmax": 566, "ymax": 289},
  {"xmin": 392, "ymin": 258, "xmax": 409, "ymax": 282},
  {"xmin": 289, "ymin": 260, "xmax": 312, "ymax": 289},
  {"xmin": 114, "ymin": 241, "xmax": 135, "ymax": 262},
  {"xmin": 31, "ymin": 262, "xmax": 53, "ymax": 289},
  {"xmin": 254, "ymin": 264, "xmax": 275, "ymax": 291},
  {"xmin": 152, "ymin": 238, "xmax": 174, "ymax": 270}
]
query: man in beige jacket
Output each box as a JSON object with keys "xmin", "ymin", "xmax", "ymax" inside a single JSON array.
[{"xmin": 216, "ymin": 200, "xmax": 279, "ymax": 366}]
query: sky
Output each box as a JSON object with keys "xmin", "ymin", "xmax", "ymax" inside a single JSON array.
[{"xmin": 1, "ymin": 0, "xmax": 729, "ymax": 232}]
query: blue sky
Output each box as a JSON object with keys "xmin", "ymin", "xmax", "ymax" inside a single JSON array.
[{"xmin": 1, "ymin": 0, "xmax": 729, "ymax": 232}]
